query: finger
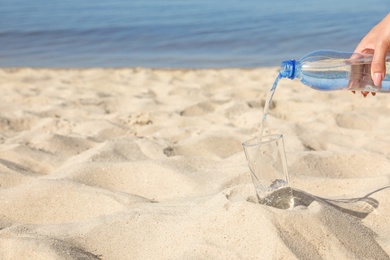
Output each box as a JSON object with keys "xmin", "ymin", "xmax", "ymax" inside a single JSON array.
[
  {"xmin": 354, "ymin": 41, "xmax": 375, "ymax": 55},
  {"xmin": 348, "ymin": 64, "xmax": 363, "ymax": 90},
  {"xmin": 371, "ymin": 42, "xmax": 390, "ymax": 86}
]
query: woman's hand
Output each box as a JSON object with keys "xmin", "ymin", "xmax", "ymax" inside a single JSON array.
[{"xmin": 354, "ymin": 13, "xmax": 390, "ymax": 87}]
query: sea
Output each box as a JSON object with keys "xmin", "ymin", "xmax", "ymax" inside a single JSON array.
[{"xmin": 0, "ymin": 0, "xmax": 388, "ymax": 68}]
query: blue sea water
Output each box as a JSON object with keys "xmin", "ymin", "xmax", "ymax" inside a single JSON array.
[{"xmin": 0, "ymin": 0, "xmax": 388, "ymax": 68}]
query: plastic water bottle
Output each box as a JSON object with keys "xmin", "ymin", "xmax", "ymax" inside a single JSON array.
[{"xmin": 279, "ymin": 50, "xmax": 390, "ymax": 94}]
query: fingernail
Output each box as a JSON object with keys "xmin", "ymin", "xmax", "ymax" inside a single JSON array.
[{"xmin": 373, "ymin": 73, "xmax": 383, "ymax": 86}]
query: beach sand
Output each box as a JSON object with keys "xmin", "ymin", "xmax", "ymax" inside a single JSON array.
[{"xmin": 0, "ymin": 67, "xmax": 389, "ymax": 259}]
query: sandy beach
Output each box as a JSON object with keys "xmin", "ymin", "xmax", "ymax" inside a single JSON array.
[{"xmin": 0, "ymin": 67, "xmax": 389, "ymax": 259}]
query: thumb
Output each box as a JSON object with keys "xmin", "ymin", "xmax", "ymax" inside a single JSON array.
[{"xmin": 371, "ymin": 44, "xmax": 389, "ymax": 86}]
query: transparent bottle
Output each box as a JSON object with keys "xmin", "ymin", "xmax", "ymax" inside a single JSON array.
[{"xmin": 280, "ymin": 50, "xmax": 390, "ymax": 93}]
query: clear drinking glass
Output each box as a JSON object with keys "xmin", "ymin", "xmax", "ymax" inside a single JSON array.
[{"xmin": 242, "ymin": 134, "xmax": 293, "ymax": 209}]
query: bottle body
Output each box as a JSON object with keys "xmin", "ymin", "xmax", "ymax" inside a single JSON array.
[{"xmin": 280, "ymin": 50, "xmax": 390, "ymax": 92}]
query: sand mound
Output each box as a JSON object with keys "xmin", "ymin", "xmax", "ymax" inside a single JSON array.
[{"xmin": 0, "ymin": 68, "xmax": 389, "ymax": 259}]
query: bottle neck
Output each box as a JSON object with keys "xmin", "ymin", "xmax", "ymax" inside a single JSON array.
[{"xmin": 280, "ymin": 59, "xmax": 296, "ymax": 79}]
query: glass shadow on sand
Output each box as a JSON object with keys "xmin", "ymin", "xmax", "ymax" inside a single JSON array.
[{"xmin": 291, "ymin": 186, "xmax": 390, "ymax": 219}]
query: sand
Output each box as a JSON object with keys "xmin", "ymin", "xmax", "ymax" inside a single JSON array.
[{"xmin": 0, "ymin": 67, "xmax": 389, "ymax": 259}]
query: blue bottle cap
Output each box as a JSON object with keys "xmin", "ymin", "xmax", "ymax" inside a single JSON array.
[{"xmin": 280, "ymin": 60, "xmax": 296, "ymax": 79}]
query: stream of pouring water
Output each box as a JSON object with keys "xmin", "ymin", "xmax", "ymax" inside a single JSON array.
[{"xmin": 258, "ymin": 73, "xmax": 282, "ymax": 139}]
